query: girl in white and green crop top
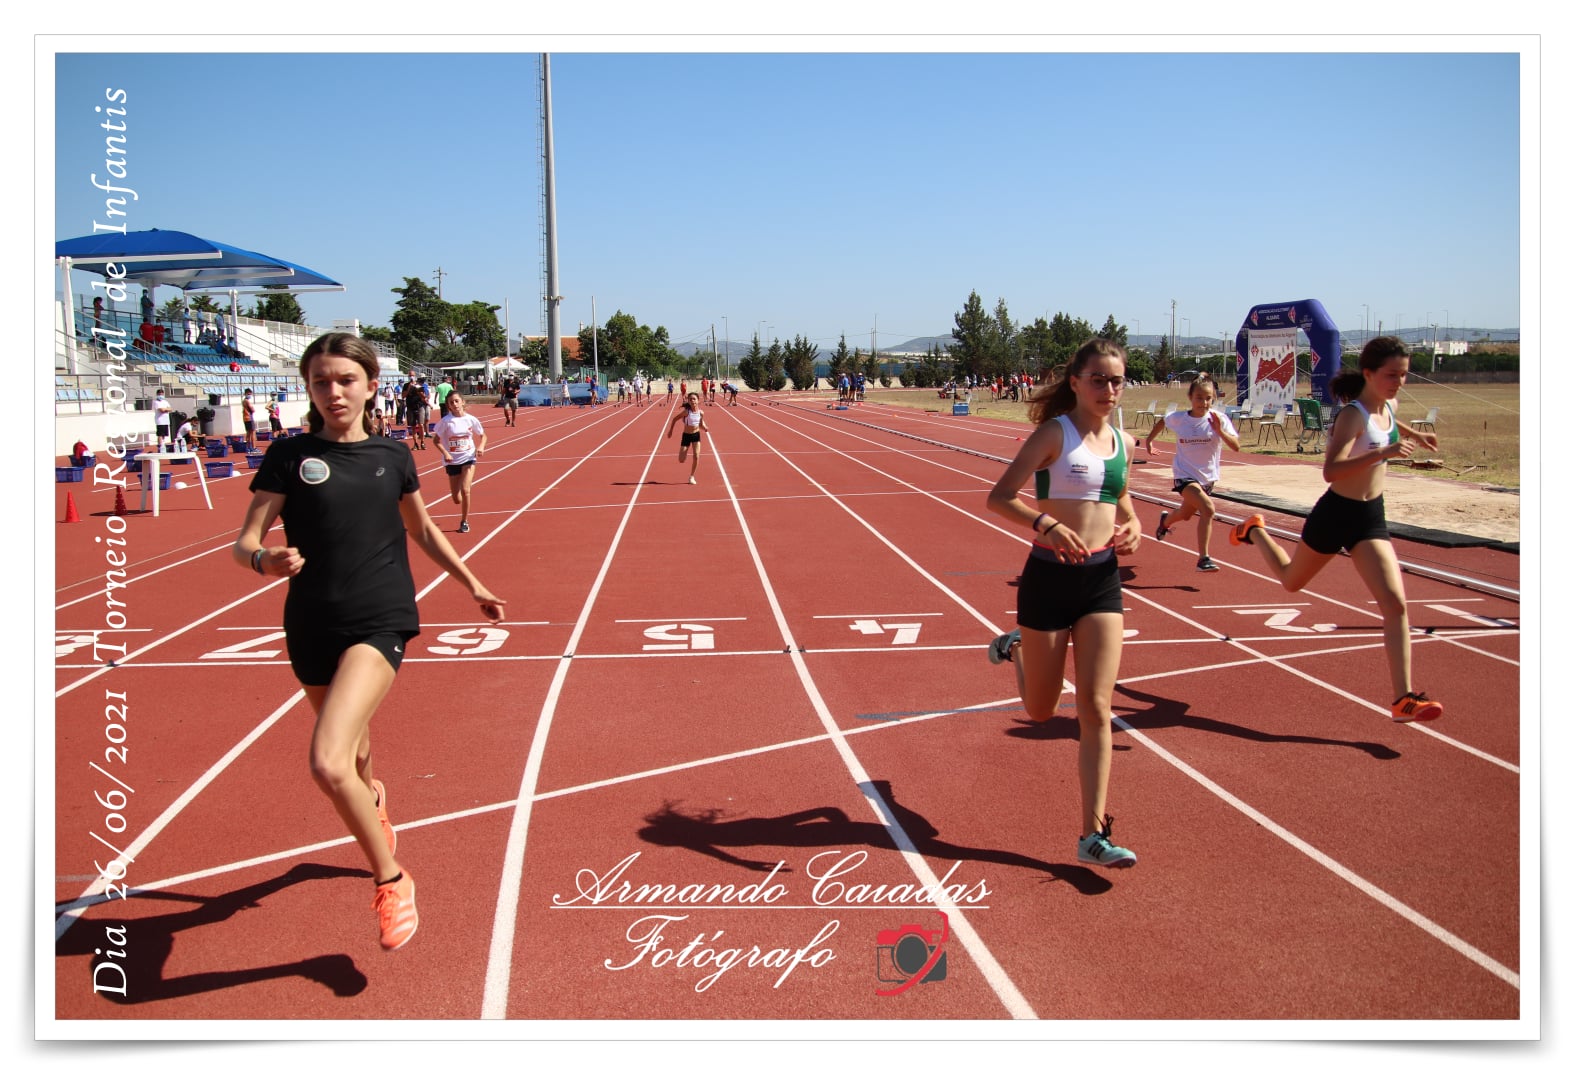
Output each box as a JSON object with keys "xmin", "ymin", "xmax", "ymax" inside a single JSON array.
[{"xmin": 984, "ymin": 338, "xmax": 1143, "ymax": 870}]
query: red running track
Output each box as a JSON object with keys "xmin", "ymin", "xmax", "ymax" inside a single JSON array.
[{"xmin": 48, "ymin": 393, "xmax": 1525, "ymax": 1029}]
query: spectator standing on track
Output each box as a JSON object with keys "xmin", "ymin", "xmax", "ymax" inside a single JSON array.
[
  {"xmin": 403, "ymin": 379, "xmax": 429, "ymax": 450},
  {"xmin": 985, "ymin": 337, "xmax": 1144, "ymax": 870},
  {"xmin": 1145, "ymin": 373, "xmax": 1239, "ymax": 572},
  {"xmin": 242, "ymin": 388, "xmax": 258, "ymax": 451},
  {"xmin": 267, "ymin": 397, "xmax": 284, "ymax": 436},
  {"xmin": 666, "ymin": 390, "xmax": 710, "ymax": 485},
  {"xmin": 500, "ymin": 376, "xmax": 519, "ymax": 426},
  {"xmin": 232, "ymin": 331, "xmax": 505, "ymax": 952},
  {"xmin": 432, "ymin": 391, "xmax": 487, "ymax": 534},
  {"xmin": 153, "ymin": 389, "xmax": 173, "ymax": 451},
  {"xmin": 1229, "ymin": 335, "xmax": 1444, "ymax": 723},
  {"xmin": 434, "ymin": 376, "xmax": 454, "ymax": 417}
]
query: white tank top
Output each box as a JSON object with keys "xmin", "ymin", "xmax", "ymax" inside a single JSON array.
[
  {"xmin": 1034, "ymin": 414, "xmax": 1128, "ymax": 504},
  {"xmin": 1344, "ymin": 400, "xmax": 1398, "ymax": 458}
]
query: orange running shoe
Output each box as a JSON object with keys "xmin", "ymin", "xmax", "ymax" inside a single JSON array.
[
  {"xmin": 371, "ymin": 778, "xmax": 397, "ymax": 855},
  {"xmin": 1391, "ymin": 692, "xmax": 1444, "ymax": 723},
  {"xmin": 372, "ymin": 872, "xmax": 418, "ymax": 950},
  {"xmin": 1230, "ymin": 513, "xmax": 1266, "ymax": 546}
]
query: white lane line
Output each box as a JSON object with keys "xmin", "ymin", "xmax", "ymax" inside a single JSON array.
[
  {"xmin": 479, "ymin": 408, "xmax": 671, "ymax": 1019},
  {"xmin": 54, "ymin": 689, "xmax": 304, "ymax": 939},
  {"xmin": 1113, "ymin": 717, "xmax": 1520, "ymax": 990},
  {"xmin": 708, "ymin": 424, "xmax": 1037, "ymax": 1019},
  {"xmin": 734, "ymin": 403, "xmax": 1521, "ymax": 982},
  {"xmin": 53, "ymin": 407, "xmax": 638, "ymax": 942}
]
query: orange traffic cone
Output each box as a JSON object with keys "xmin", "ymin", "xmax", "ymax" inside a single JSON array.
[
  {"xmin": 113, "ymin": 486, "xmax": 127, "ymax": 516},
  {"xmin": 63, "ymin": 491, "xmax": 80, "ymax": 523}
]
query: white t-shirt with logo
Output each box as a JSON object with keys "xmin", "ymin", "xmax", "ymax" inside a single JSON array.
[
  {"xmin": 1162, "ymin": 409, "xmax": 1237, "ymax": 486},
  {"xmin": 433, "ymin": 414, "xmax": 485, "ymax": 464}
]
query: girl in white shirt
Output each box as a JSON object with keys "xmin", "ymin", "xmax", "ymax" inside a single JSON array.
[
  {"xmin": 432, "ymin": 393, "xmax": 487, "ymax": 534},
  {"xmin": 1143, "ymin": 374, "xmax": 1240, "ymax": 571}
]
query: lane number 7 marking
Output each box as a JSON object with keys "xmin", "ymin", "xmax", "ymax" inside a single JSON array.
[
  {"xmin": 850, "ymin": 619, "xmax": 922, "ymax": 645},
  {"xmin": 1232, "ymin": 608, "xmax": 1335, "ymax": 633}
]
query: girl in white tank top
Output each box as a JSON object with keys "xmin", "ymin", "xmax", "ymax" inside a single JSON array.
[{"xmin": 985, "ymin": 339, "xmax": 1143, "ymax": 869}]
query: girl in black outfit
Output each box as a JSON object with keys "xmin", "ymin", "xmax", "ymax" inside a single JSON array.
[{"xmin": 233, "ymin": 333, "xmax": 505, "ymax": 951}]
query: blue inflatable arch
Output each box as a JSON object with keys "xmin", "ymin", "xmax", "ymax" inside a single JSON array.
[{"xmin": 1233, "ymin": 299, "xmax": 1342, "ymax": 406}]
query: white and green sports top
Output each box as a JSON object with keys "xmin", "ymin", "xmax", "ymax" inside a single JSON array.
[
  {"xmin": 1034, "ymin": 414, "xmax": 1129, "ymax": 504},
  {"xmin": 1344, "ymin": 399, "xmax": 1399, "ymax": 458}
]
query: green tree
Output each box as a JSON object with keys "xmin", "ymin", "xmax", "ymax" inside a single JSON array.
[
  {"xmin": 454, "ymin": 300, "xmax": 507, "ymax": 358},
  {"xmin": 782, "ymin": 335, "xmax": 819, "ymax": 391},
  {"xmin": 763, "ymin": 339, "xmax": 787, "ymax": 391},
  {"xmin": 947, "ymin": 290, "xmax": 996, "ymax": 379},
  {"xmin": 911, "ymin": 344, "xmax": 948, "ymax": 388},
  {"xmin": 246, "ymin": 287, "xmax": 306, "ymax": 325},
  {"xmin": 825, "ymin": 335, "xmax": 854, "ymax": 387},
  {"xmin": 990, "ymin": 298, "xmax": 1020, "ymax": 377},
  {"xmin": 361, "ymin": 325, "xmax": 395, "ymax": 344},
  {"xmin": 1019, "ymin": 316, "xmax": 1053, "ymax": 375},
  {"xmin": 390, "ymin": 277, "xmax": 447, "ymax": 363},
  {"xmin": 575, "ymin": 310, "xmax": 681, "ymax": 377},
  {"xmin": 1096, "ymin": 314, "xmax": 1128, "ymax": 348},
  {"xmin": 861, "ymin": 348, "xmax": 882, "ymax": 385},
  {"xmin": 736, "ymin": 334, "xmax": 766, "ymax": 389}
]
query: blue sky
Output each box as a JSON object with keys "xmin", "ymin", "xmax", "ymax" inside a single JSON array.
[{"xmin": 51, "ymin": 47, "xmax": 1524, "ymax": 352}]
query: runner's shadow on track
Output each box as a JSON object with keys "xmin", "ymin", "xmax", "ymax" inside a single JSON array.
[
  {"xmin": 637, "ymin": 779, "xmax": 1113, "ymax": 895},
  {"xmin": 1003, "ymin": 716, "xmax": 1132, "ymax": 751},
  {"xmin": 1112, "ymin": 683, "xmax": 1401, "ymax": 759},
  {"xmin": 57, "ymin": 862, "xmax": 371, "ymax": 1004}
]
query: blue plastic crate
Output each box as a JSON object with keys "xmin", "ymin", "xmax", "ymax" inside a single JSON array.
[
  {"xmin": 55, "ymin": 466, "xmax": 84, "ymax": 483},
  {"xmin": 205, "ymin": 461, "xmax": 234, "ymax": 478}
]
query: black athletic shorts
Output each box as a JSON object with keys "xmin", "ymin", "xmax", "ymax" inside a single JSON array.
[
  {"xmin": 1016, "ymin": 545, "xmax": 1123, "ymax": 632},
  {"xmin": 680, "ymin": 431, "xmax": 701, "ymax": 447},
  {"xmin": 1172, "ymin": 478, "xmax": 1215, "ymax": 494},
  {"xmin": 286, "ymin": 627, "xmax": 417, "ymax": 686},
  {"xmin": 444, "ymin": 461, "xmax": 475, "ymax": 476},
  {"xmin": 1301, "ymin": 489, "xmax": 1389, "ymax": 555}
]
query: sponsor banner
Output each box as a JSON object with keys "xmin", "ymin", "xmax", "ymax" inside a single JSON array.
[{"xmin": 1246, "ymin": 329, "xmax": 1298, "ymax": 412}]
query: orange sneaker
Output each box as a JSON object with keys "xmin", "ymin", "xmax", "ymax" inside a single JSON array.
[
  {"xmin": 372, "ymin": 872, "xmax": 418, "ymax": 950},
  {"xmin": 1391, "ymin": 692, "xmax": 1444, "ymax": 723},
  {"xmin": 1230, "ymin": 513, "xmax": 1266, "ymax": 546},
  {"xmin": 371, "ymin": 778, "xmax": 396, "ymax": 855}
]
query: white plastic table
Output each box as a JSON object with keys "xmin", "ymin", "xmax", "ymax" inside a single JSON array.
[{"xmin": 136, "ymin": 451, "xmax": 213, "ymax": 517}]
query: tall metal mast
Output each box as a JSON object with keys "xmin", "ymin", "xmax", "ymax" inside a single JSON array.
[{"xmin": 543, "ymin": 54, "xmax": 563, "ymax": 379}]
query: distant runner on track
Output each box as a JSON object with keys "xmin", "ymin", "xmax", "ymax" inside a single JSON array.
[{"xmin": 666, "ymin": 391, "xmax": 710, "ymax": 485}]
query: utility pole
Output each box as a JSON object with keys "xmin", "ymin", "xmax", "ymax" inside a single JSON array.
[
  {"xmin": 1169, "ymin": 299, "xmax": 1177, "ymax": 377},
  {"xmin": 432, "ymin": 266, "xmax": 446, "ymax": 300}
]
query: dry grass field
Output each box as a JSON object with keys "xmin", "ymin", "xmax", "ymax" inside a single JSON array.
[{"xmin": 861, "ymin": 378, "xmax": 1522, "ymax": 491}]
